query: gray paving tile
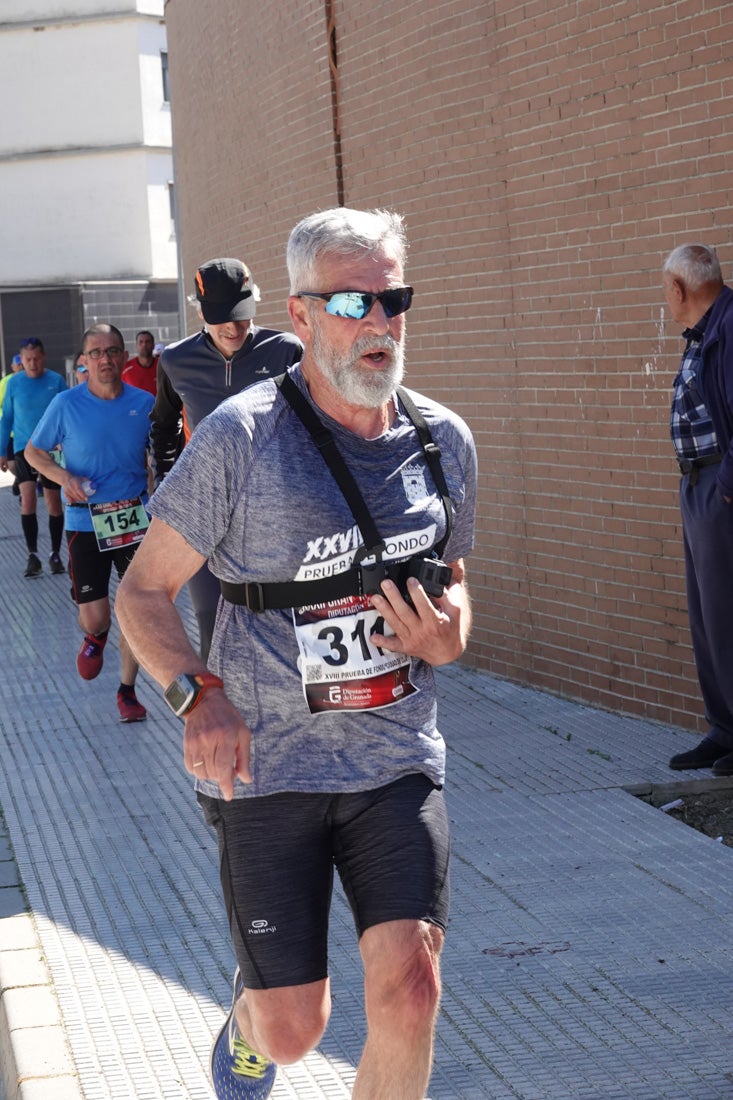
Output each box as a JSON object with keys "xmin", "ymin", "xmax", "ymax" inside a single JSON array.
[{"xmin": 1, "ymin": 476, "xmax": 733, "ymax": 1098}]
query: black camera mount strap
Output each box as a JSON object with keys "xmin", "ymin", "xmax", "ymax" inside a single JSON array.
[
  {"xmin": 275, "ymin": 371, "xmax": 384, "ymax": 554},
  {"xmin": 395, "ymin": 384, "xmax": 453, "ymax": 561},
  {"xmin": 219, "ymin": 372, "xmax": 453, "ymax": 612}
]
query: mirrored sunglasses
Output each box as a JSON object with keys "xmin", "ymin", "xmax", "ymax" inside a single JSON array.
[{"xmin": 297, "ymin": 286, "xmax": 413, "ymax": 320}]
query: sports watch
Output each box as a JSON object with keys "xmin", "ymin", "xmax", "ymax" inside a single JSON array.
[{"xmin": 164, "ymin": 672, "xmax": 224, "ymax": 718}]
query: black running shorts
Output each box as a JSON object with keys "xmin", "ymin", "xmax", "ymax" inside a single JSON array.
[
  {"xmin": 198, "ymin": 772, "xmax": 450, "ymax": 990},
  {"xmin": 66, "ymin": 529, "xmax": 139, "ymax": 604},
  {"xmin": 15, "ymin": 448, "xmax": 61, "ymax": 490}
]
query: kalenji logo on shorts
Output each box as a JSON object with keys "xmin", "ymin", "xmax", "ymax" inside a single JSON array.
[{"xmin": 248, "ymin": 918, "xmax": 277, "ymax": 935}]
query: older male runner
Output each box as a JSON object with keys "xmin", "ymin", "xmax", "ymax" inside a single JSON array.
[{"xmin": 117, "ymin": 208, "xmax": 477, "ymax": 1100}]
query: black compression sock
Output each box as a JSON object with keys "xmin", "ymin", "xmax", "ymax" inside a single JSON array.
[
  {"xmin": 21, "ymin": 513, "xmax": 39, "ymax": 553},
  {"xmin": 49, "ymin": 513, "xmax": 65, "ymax": 554}
]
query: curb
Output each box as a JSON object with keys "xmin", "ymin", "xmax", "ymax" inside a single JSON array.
[{"xmin": 0, "ymin": 815, "xmax": 82, "ymax": 1100}]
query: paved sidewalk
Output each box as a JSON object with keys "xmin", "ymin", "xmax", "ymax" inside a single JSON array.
[{"xmin": 0, "ymin": 472, "xmax": 732, "ymax": 1099}]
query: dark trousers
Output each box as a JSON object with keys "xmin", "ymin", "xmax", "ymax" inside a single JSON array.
[{"xmin": 680, "ymin": 464, "xmax": 733, "ymax": 748}]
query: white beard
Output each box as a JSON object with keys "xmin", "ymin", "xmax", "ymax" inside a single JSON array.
[{"xmin": 311, "ymin": 324, "xmax": 405, "ymax": 409}]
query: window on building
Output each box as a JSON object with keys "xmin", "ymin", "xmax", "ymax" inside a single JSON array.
[
  {"xmin": 161, "ymin": 51, "xmax": 170, "ymax": 102},
  {"xmin": 168, "ymin": 181, "xmax": 176, "ymax": 236}
]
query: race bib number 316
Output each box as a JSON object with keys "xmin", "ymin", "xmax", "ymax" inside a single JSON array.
[{"xmin": 294, "ymin": 595, "xmax": 418, "ymax": 714}]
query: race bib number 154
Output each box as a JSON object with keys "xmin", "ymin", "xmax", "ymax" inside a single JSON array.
[{"xmin": 90, "ymin": 497, "xmax": 149, "ymax": 552}]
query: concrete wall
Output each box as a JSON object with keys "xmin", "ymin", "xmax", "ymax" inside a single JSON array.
[
  {"xmin": 3, "ymin": 21, "xmax": 143, "ymax": 151},
  {"xmin": 163, "ymin": 0, "xmax": 733, "ymax": 730},
  {"xmin": 0, "ymin": 3, "xmax": 175, "ymax": 283},
  {"xmin": 1, "ymin": 150, "xmax": 156, "ymax": 281},
  {"xmin": 4, "ymin": 1, "xmax": 163, "ymax": 23}
]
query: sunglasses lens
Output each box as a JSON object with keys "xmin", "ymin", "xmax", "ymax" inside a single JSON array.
[
  {"xmin": 324, "ymin": 292, "xmax": 370, "ymax": 319},
  {"xmin": 321, "ymin": 287, "xmax": 413, "ymax": 319},
  {"xmin": 381, "ymin": 288, "xmax": 413, "ymax": 317}
]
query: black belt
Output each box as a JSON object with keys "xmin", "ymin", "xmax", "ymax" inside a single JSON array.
[{"xmin": 677, "ymin": 452, "xmax": 722, "ymax": 485}]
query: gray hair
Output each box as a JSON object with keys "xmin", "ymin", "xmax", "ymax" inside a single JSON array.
[
  {"xmin": 287, "ymin": 207, "xmax": 407, "ymax": 293},
  {"xmin": 663, "ymin": 244, "xmax": 723, "ymax": 291}
]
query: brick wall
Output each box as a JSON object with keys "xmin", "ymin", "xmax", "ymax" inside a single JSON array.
[{"xmin": 164, "ymin": 0, "xmax": 733, "ymax": 730}]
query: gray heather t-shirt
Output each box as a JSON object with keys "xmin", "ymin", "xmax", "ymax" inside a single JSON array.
[{"xmin": 149, "ymin": 367, "xmax": 477, "ymax": 798}]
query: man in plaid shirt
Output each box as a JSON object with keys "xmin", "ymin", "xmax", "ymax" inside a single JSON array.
[{"xmin": 663, "ymin": 243, "xmax": 733, "ymax": 777}]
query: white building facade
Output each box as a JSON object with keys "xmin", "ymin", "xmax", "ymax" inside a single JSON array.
[{"xmin": 0, "ymin": 0, "xmax": 180, "ymax": 376}]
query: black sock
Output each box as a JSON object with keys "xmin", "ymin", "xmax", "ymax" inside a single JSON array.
[
  {"xmin": 21, "ymin": 513, "xmax": 38, "ymax": 553},
  {"xmin": 49, "ymin": 513, "xmax": 64, "ymax": 555},
  {"xmin": 118, "ymin": 682, "xmax": 135, "ymax": 694}
]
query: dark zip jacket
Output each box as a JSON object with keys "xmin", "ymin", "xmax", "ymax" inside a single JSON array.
[
  {"xmin": 698, "ymin": 286, "xmax": 733, "ymax": 497},
  {"xmin": 150, "ymin": 325, "xmax": 303, "ymax": 484}
]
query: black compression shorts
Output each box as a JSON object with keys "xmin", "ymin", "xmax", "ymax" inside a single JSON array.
[
  {"xmin": 66, "ymin": 529, "xmax": 139, "ymax": 604},
  {"xmin": 198, "ymin": 772, "xmax": 450, "ymax": 990}
]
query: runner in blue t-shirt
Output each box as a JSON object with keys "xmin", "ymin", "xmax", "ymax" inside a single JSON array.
[
  {"xmin": 0, "ymin": 353, "xmax": 24, "ymax": 496},
  {"xmin": 0, "ymin": 337, "xmax": 67, "ymax": 577},
  {"xmin": 25, "ymin": 323, "xmax": 154, "ymax": 724}
]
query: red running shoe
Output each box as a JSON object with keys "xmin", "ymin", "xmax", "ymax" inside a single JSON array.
[
  {"xmin": 117, "ymin": 687, "xmax": 147, "ymax": 723},
  {"xmin": 77, "ymin": 633, "xmax": 107, "ymax": 680}
]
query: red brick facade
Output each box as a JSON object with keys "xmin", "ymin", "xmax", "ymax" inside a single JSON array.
[{"xmin": 164, "ymin": 0, "xmax": 733, "ymax": 730}]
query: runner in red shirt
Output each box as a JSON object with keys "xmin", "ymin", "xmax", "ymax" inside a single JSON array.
[{"xmin": 122, "ymin": 330, "xmax": 158, "ymax": 396}]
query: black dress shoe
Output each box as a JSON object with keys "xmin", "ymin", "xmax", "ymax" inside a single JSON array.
[
  {"xmin": 669, "ymin": 735, "xmax": 727, "ymax": 770},
  {"xmin": 712, "ymin": 751, "xmax": 733, "ymax": 777}
]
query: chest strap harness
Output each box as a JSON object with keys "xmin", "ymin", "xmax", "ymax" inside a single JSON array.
[{"xmin": 219, "ymin": 372, "xmax": 453, "ymax": 612}]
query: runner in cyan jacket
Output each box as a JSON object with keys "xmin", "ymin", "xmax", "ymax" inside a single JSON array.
[{"xmin": 150, "ymin": 257, "xmax": 303, "ymax": 660}]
